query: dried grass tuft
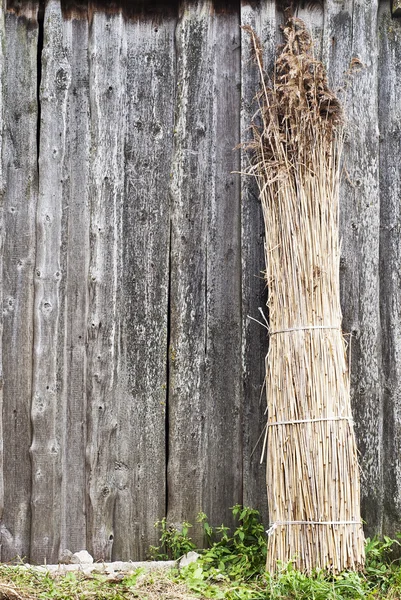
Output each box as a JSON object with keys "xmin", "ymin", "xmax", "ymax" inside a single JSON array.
[
  {"xmin": 244, "ymin": 18, "xmax": 365, "ymax": 573},
  {"xmin": 0, "ymin": 583, "xmax": 26, "ymax": 600},
  {"xmin": 133, "ymin": 570, "xmax": 201, "ymax": 600}
]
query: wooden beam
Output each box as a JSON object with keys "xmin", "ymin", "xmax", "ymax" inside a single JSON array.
[
  {"xmin": 167, "ymin": 0, "xmax": 242, "ymax": 544},
  {"xmin": 2, "ymin": 2, "xmax": 37, "ymax": 562}
]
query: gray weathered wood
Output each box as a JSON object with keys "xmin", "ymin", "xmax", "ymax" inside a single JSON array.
[
  {"xmin": 378, "ymin": 2, "xmax": 401, "ymax": 537},
  {"xmin": 240, "ymin": 0, "xmax": 275, "ymax": 529},
  {"xmin": 168, "ymin": 0, "xmax": 242, "ymax": 541},
  {"xmin": 111, "ymin": 12, "xmax": 175, "ymax": 561},
  {"xmin": 201, "ymin": 4, "xmax": 242, "ymax": 531},
  {"xmin": 2, "ymin": 1, "xmax": 38, "ymax": 561},
  {"xmin": 1, "ymin": 0, "xmax": 401, "ymax": 561},
  {"xmin": 341, "ymin": 0, "xmax": 382, "ymax": 537},
  {"xmin": 0, "ymin": 0, "xmax": 4, "ymax": 554},
  {"xmin": 323, "ymin": 0, "xmax": 382, "ymax": 536},
  {"xmin": 86, "ymin": 6, "xmax": 127, "ymax": 561},
  {"xmin": 30, "ymin": 0, "xmax": 71, "ymax": 563},
  {"xmin": 296, "ymin": 3, "xmax": 324, "ymax": 58},
  {"xmin": 59, "ymin": 7, "xmax": 90, "ymax": 555}
]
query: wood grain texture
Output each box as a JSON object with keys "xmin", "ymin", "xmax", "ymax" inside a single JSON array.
[
  {"xmin": 0, "ymin": 0, "xmax": 4, "ymax": 553},
  {"xmin": 201, "ymin": 5, "xmax": 242, "ymax": 531},
  {"xmin": 86, "ymin": 7, "xmax": 127, "ymax": 561},
  {"xmin": 2, "ymin": 2, "xmax": 38, "ymax": 561},
  {"xmin": 323, "ymin": 0, "xmax": 382, "ymax": 536},
  {"xmin": 378, "ymin": 3, "xmax": 401, "ymax": 537},
  {"xmin": 112, "ymin": 13, "xmax": 175, "ymax": 561},
  {"xmin": 295, "ymin": 2, "xmax": 324, "ymax": 57},
  {"xmin": 30, "ymin": 0, "xmax": 70, "ymax": 563},
  {"xmin": 59, "ymin": 9, "xmax": 90, "ymax": 555},
  {"xmin": 240, "ymin": 0, "xmax": 275, "ymax": 529},
  {"xmin": 0, "ymin": 0, "xmax": 400, "ymax": 561},
  {"xmin": 168, "ymin": 0, "xmax": 242, "ymax": 542}
]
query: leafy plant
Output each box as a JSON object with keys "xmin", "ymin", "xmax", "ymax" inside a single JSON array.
[
  {"xmin": 4, "ymin": 529, "xmax": 401, "ymax": 599},
  {"xmin": 196, "ymin": 504, "xmax": 267, "ymax": 580},
  {"xmin": 364, "ymin": 535, "xmax": 401, "ymax": 593},
  {"xmin": 152, "ymin": 508, "xmax": 401, "ymax": 599},
  {"xmin": 149, "ymin": 517, "xmax": 196, "ymax": 560}
]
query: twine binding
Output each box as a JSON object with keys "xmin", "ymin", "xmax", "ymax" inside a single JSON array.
[
  {"xmin": 267, "ymin": 416, "xmax": 353, "ymax": 427},
  {"xmin": 266, "ymin": 521, "xmax": 362, "ymax": 536},
  {"xmin": 270, "ymin": 325, "xmax": 340, "ymax": 336}
]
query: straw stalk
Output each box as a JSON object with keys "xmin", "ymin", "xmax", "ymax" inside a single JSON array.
[{"xmin": 244, "ymin": 18, "xmax": 365, "ymax": 573}]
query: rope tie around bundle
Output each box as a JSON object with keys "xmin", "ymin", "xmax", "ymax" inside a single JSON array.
[
  {"xmin": 244, "ymin": 18, "xmax": 365, "ymax": 573},
  {"xmin": 269, "ymin": 324, "xmax": 340, "ymax": 335},
  {"xmin": 266, "ymin": 521, "xmax": 363, "ymax": 536}
]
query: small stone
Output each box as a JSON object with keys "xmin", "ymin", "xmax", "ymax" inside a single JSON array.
[
  {"xmin": 72, "ymin": 550, "xmax": 94, "ymax": 564},
  {"xmin": 178, "ymin": 551, "xmax": 201, "ymax": 568},
  {"xmin": 58, "ymin": 549, "xmax": 74, "ymax": 565},
  {"xmin": 106, "ymin": 572, "xmax": 125, "ymax": 582},
  {"xmin": 70, "ymin": 554, "xmax": 82, "ymax": 564}
]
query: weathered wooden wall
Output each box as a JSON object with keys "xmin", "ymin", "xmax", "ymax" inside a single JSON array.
[{"xmin": 0, "ymin": 0, "xmax": 400, "ymax": 563}]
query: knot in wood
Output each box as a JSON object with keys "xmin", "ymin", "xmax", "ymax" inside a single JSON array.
[{"xmin": 55, "ymin": 67, "xmax": 70, "ymax": 90}]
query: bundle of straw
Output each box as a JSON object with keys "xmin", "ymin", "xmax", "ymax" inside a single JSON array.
[{"xmin": 244, "ymin": 19, "xmax": 365, "ymax": 573}]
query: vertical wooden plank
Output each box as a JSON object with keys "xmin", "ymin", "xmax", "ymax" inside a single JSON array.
[
  {"xmin": 59, "ymin": 5, "xmax": 90, "ymax": 555},
  {"xmin": 112, "ymin": 10, "xmax": 175, "ymax": 561},
  {"xmin": 168, "ymin": 2, "xmax": 209, "ymax": 537},
  {"xmin": 203, "ymin": 4, "xmax": 242, "ymax": 530},
  {"xmin": 86, "ymin": 6, "xmax": 127, "ymax": 561},
  {"xmin": 0, "ymin": 0, "xmax": 5, "ymax": 555},
  {"xmin": 378, "ymin": 3, "xmax": 401, "ymax": 537},
  {"xmin": 295, "ymin": 4, "xmax": 324, "ymax": 58},
  {"xmin": 322, "ymin": 0, "xmax": 353, "ymax": 93},
  {"xmin": 2, "ymin": 1, "xmax": 38, "ymax": 561},
  {"xmin": 323, "ymin": 0, "xmax": 381, "ymax": 535},
  {"xmin": 341, "ymin": 0, "xmax": 381, "ymax": 537},
  {"xmin": 168, "ymin": 0, "xmax": 242, "ymax": 539},
  {"xmin": 30, "ymin": 0, "xmax": 70, "ymax": 563},
  {"xmin": 240, "ymin": 0, "xmax": 275, "ymax": 526}
]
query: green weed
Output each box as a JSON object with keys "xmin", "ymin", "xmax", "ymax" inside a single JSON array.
[
  {"xmin": 155, "ymin": 507, "xmax": 401, "ymax": 599},
  {"xmin": 149, "ymin": 517, "xmax": 196, "ymax": 560},
  {"xmin": 2, "ymin": 512, "xmax": 401, "ymax": 599}
]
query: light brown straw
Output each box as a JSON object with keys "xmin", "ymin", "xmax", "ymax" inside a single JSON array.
[{"xmin": 244, "ymin": 18, "xmax": 365, "ymax": 573}]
